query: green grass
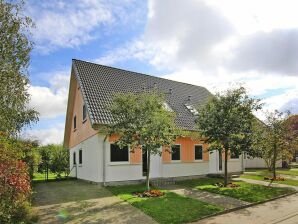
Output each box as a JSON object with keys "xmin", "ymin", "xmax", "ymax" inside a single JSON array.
[
  {"xmin": 245, "ymin": 168, "xmax": 298, "ymax": 176},
  {"xmin": 178, "ymin": 178, "xmax": 294, "ymax": 203},
  {"xmin": 241, "ymin": 174, "xmax": 298, "ymax": 187},
  {"xmin": 33, "ymin": 172, "xmax": 68, "ymax": 181},
  {"xmin": 108, "ymin": 184, "xmax": 223, "ymax": 224}
]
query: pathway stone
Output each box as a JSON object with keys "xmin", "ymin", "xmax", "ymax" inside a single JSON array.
[
  {"xmin": 162, "ymin": 185, "xmax": 250, "ymax": 209},
  {"xmin": 234, "ymin": 177, "xmax": 298, "ymax": 191}
]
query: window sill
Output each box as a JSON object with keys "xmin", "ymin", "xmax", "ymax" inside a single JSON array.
[
  {"xmin": 82, "ymin": 119, "xmax": 87, "ymax": 124},
  {"xmin": 194, "ymin": 160, "xmax": 204, "ymax": 162},
  {"xmin": 230, "ymin": 158, "xmax": 240, "ymax": 161},
  {"xmin": 78, "ymin": 164, "xmax": 82, "ymax": 167},
  {"xmin": 171, "ymin": 160, "xmax": 181, "ymax": 163},
  {"xmin": 74, "ymin": 128, "xmax": 77, "ymax": 132},
  {"xmin": 109, "ymin": 161, "xmax": 130, "ymax": 166}
]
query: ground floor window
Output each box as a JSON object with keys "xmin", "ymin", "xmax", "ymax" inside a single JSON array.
[
  {"xmin": 110, "ymin": 144, "xmax": 129, "ymax": 162},
  {"xmin": 73, "ymin": 152, "xmax": 76, "ymax": 165},
  {"xmin": 230, "ymin": 151, "xmax": 240, "ymax": 159},
  {"xmin": 171, "ymin": 145, "xmax": 181, "ymax": 161},
  {"xmin": 79, "ymin": 149, "xmax": 82, "ymax": 164},
  {"xmin": 195, "ymin": 145, "xmax": 203, "ymax": 160}
]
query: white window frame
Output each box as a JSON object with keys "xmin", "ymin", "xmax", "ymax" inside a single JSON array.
[
  {"xmin": 171, "ymin": 144, "xmax": 181, "ymax": 162},
  {"xmin": 109, "ymin": 143, "xmax": 130, "ymax": 165},
  {"xmin": 194, "ymin": 144, "xmax": 204, "ymax": 161}
]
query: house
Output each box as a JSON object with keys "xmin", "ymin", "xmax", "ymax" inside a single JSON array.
[{"xmin": 64, "ymin": 59, "xmax": 264, "ymax": 185}]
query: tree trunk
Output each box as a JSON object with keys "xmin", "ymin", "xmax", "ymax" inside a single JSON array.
[
  {"xmin": 146, "ymin": 151, "xmax": 151, "ymax": 191},
  {"xmin": 272, "ymin": 140, "xmax": 277, "ymax": 179},
  {"xmin": 224, "ymin": 148, "xmax": 228, "ymax": 187}
]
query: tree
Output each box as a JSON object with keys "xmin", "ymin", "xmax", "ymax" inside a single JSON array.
[
  {"xmin": 253, "ymin": 111, "xmax": 294, "ymax": 178},
  {"xmin": 196, "ymin": 87, "xmax": 262, "ymax": 186},
  {"xmin": 50, "ymin": 145, "xmax": 69, "ymax": 178},
  {"xmin": 107, "ymin": 91, "xmax": 179, "ymax": 190},
  {"xmin": 0, "ymin": 0, "xmax": 38, "ymax": 134},
  {"xmin": 284, "ymin": 115, "xmax": 298, "ymax": 162}
]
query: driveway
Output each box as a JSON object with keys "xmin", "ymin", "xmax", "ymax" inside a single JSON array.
[
  {"xmin": 196, "ymin": 193, "xmax": 298, "ymax": 224},
  {"xmin": 32, "ymin": 180, "xmax": 156, "ymax": 223}
]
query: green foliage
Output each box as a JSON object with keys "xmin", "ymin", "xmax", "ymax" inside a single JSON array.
[
  {"xmin": 252, "ymin": 111, "xmax": 295, "ymax": 177},
  {"xmin": 0, "ymin": 132, "xmax": 32, "ymax": 223},
  {"xmin": 107, "ymin": 91, "xmax": 180, "ymax": 189},
  {"xmin": 196, "ymin": 87, "xmax": 262, "ymax": 185},
  {"xmin": 49, "ymin": 145, "xmax": 69, "ymax": 178},
  {"xmin": 0, "ymin": 0, "xmax": 38, "ymax": 134}
]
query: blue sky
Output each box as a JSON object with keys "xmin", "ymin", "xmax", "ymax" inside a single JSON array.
[{"xmin": 23, "ymin": 0, "xmax": 298, "ymax": 144}]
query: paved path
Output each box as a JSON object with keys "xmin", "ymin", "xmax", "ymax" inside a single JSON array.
[
  {"xmin": 195, "ymin": 193, "xmax": 298, "ymax": 224},
  {"xmin": 33, "ymin": 180, "xmax": 156, "ymax": 224},
  {"xmin": 162, "ymin": 185, "xmax": 249, "ymax": 209},
  {"xmin": 234, "ymin": 177, "xmax": 298, "ymax": 191}
]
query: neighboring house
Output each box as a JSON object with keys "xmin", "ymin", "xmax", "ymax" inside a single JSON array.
[{"xmin": 64, "ymin": 59, "xmax": 265, "ymax": 185}]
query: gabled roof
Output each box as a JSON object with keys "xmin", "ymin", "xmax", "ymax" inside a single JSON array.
[{"xmin": 72, "ymin": 59, "xmax": 212, "ymax": 131}]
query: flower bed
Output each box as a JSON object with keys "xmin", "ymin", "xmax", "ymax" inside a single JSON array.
[{"xmin": 133, "ymin": 189, "xmax": 165, "ymax": 197}]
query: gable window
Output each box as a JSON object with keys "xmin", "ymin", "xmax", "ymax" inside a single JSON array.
[
  {"xmin": 110, "ymin": 144, "xmax": 129, "ymax": 162},
  {"xmin": 82, "ymin": 104, "xmax": 87, "ymax": 122},
  {"xmin": 195, "ymin": 145, "xmax": 203, "ymax": 160},
  {"xmin": 73, "ymin": 115, "xmax": 77, "ymax": 130},
  {"xmin": 73, "ymin": 152, "xmax": 76, "ymax": 165},
  {"xmin": 230, "ymin": 151, "xmax": 240, "ymax": 159},
  {"xmin": 79, "ymin": 149, "xmax": 82, "ymax": 164},
  {"xmin": 171, "ymin": 145, "xmax": 181, "ymax": 161}
]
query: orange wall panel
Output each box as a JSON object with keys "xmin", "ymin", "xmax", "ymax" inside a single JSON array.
[
  {"xmin": 69, "ymin": 78, "xmax": 98, "ymax": 148},
  {"xmin": 162, "ymin": 137, "xmax": 210, "ymax": 163}
]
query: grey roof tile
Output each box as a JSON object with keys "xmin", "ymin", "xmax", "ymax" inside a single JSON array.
[{"xmin": 72, "ymin": 59, "xmax": 212, "ymax": 130}]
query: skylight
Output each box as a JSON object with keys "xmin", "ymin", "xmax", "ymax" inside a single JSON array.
[
  {"xmin": 163, "ymin": 102, "xmax": 173, "ymax": 112},
  {"xmin": 185, "ymin": 104, "xmax": 199, "ymax": 116}
]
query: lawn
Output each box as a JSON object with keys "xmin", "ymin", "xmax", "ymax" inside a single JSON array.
[
  {"xmin": 245, "ymin": 168, "xmax": 298, "ymax": 177},
  {"xmin": 241, "ymin": 174, "xmax": 298, "ymax": 187},
  {"xmin": 177, "ymin": 178, "xmax": 294, "ymax": 203},
  {"xmin": 108, "ymin": 184, "xmax": 223, "ymax": 224},
  {"xmin": 33, "ymin": 172, "xmax": 68, "ymax": 181}
]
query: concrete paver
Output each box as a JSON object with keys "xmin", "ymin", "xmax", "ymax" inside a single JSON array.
[
  {"xmin": 194, "ymin": 193, "xmax": 298, "ymax": 224},
  {"xmin": 162, "ymin": 185, "xmax": 249, "ymax": 209}
]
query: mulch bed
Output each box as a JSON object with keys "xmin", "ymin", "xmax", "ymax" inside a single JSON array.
[
  {"xmin": 133, "ymin": 189, "xmax": 165, "ymax": 198},
  {"xmin": 213, "ymin": 182, "xmax": 240, "ymax": 188},
  {"xmin": 264, "ymin": 176, "xmax": 285, "ymax": 181}
]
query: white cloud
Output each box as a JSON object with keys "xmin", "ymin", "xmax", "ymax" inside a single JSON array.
[
  {"xmin": 95, "ymin": 0, "xmax": 298, "ymax": 120},
  {"xmin": 29, "ymin": 70, "xmax": 70, "ymax": 118},
  {"xmin": 24, "ymin": 123, "xmax": 65, "ymax": 145},
  {"xmin": 27, "ymin": 0, "xmax": 145, "ymax": 53}
]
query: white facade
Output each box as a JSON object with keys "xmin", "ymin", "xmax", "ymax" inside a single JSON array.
[
  {"xmin": 244, "ymin": 156, "xmax": 282, "ymax": 169},
  {"xmin": 69, "ymin": 134, "xmax": 247, "ymax": 184}
]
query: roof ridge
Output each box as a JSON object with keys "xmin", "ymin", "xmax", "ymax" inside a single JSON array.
[{"xmin": 72, "ymin": 58, "xmax": 208, "ymax": 90}]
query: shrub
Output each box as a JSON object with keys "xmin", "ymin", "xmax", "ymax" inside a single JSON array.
[{"xmin": 0, "ymin": 133, "xmax": 32, "ymax": 223}]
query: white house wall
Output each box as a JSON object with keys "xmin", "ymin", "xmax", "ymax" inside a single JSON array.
[
  {"xmin": 244, "ymin": 157, "xmax": 282, "ymax": 169},
  {"xmin": 69, "ymin": 134, "xmax": 103, "ymax": 182}
]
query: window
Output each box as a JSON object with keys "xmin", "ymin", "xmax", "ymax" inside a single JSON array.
[
  {"xmin": 230, "ymin": 151, "xmax": 240, "ymax": 159},
  {"xmin": 73, "ymin": 115, "xmax": 77, "ymax": 130},
  {"xmin": 83, "ymin": 104, "xmax": 87, "ymax": 121},
  {"xmin": 73, "ymin": 152, "xmax": 76, "ymax": 165},
  {"xmin": 195, "ymin": 145, "xmax": 203, "ymax": 160},
  {"xmin": 171, "ymin": 145, "xmax": 181, "ymax": 161},
  {"xmin": 79, "ymin": 149, "xmax": 82, "ymax": 164},
  {"xmin": 185, "ymin": 104, "xmax": 199, "ymax": 116},
  {"xmin": 110, "ymin": 144, "xmax": 129, "ymax": 162}
]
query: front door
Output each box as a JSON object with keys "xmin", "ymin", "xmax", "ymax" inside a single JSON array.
[{"xmin": 142, "ymin": 150, "xmax": 147, "ymax": 176}]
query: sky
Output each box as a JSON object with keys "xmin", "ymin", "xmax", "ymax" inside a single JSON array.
[{"xmin": 23, "ymin": 0, "xmax": 298, "ymax": 145}]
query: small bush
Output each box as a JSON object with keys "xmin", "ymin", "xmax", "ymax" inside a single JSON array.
[{"xmin": 0, "ymin": 133, "xmax": 32, "ymax": 223}]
